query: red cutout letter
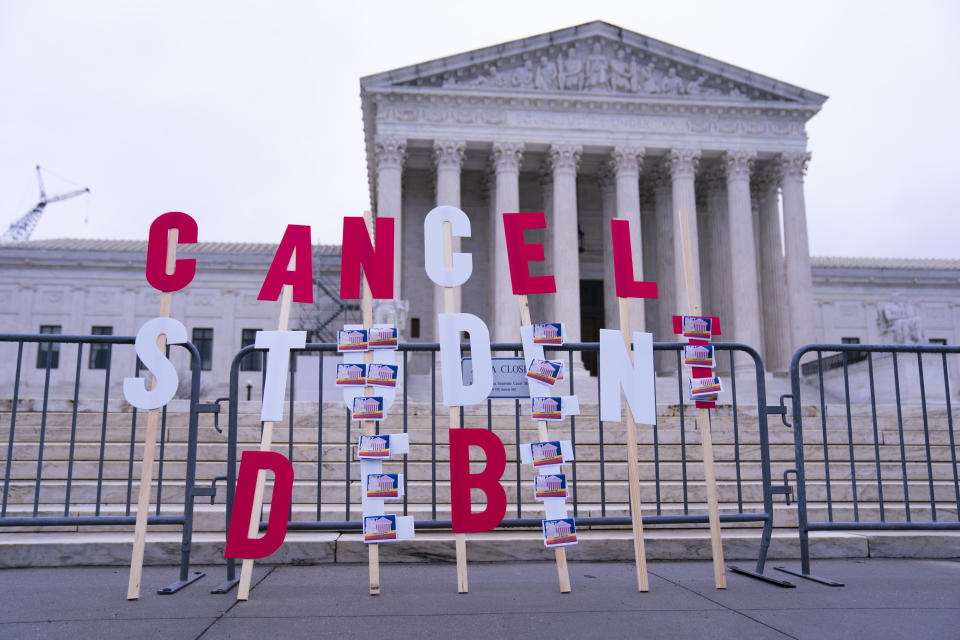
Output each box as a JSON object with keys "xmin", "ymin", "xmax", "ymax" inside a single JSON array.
[
  {"xmin": 224, "ymin": 451, "xmax": 294, "ymax": 559},
  {"xmin": 503, "ymin": 212, "xmax": 556, "ymax": 295},
  {"xmin": 145, "ymin": 211, "xmax": 197, "ymax": 292},
  {"xmin": 449, "ymin": 429, "xmax": 507, "ymax": 533},
  {"xmin": 340, "ymin": 216, "xmax": 394, "ymax": 299},
  {"xmin": 611, "ymin": 219, "xmax": 658, "ymax": 299},
  {"xmin": 258, "ymin": 225, "xmax": 314, "ymax": 303}
]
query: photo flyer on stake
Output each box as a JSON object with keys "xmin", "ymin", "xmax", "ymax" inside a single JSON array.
[
  {"xmin": 531, "ymin": 440, "xmax": 564, "ymax": 467},
  {"xmin": 363, "ymin": 514, "xmax": 397, "ymax": 543},
  {"xmin": 337, "ymin": 328, "xmax": 369, "ymax": 352},
  {"xmin": 681, "ymin": 315, "xmax": 713, "ymax": 340},
  {"xmin": 689, "ymin": 376, "xmax": 723, "ymax": 400},
  {"xmin": 683, "ymin": 343, "xmax": 715, "ymax": 368},
  {"xmin": 531, "ymin": 397, "xmax": 563, "ymax": 422},
  {"xmin": 542, "ymin": 517, "xmax": 578, "ymax": 547},
  {"xmin": 534, "ymin": 473, "xmax": 567, "ymax": 499},
  {"xmin": 365, "ymin": 473, "xmax": 400, "ymax": 499},
  {"xmin": 526, "ymin": 358, "xmax": 563, "ymax": 386},
  {"xmin": 335, "ymin": 363, "xmax": 367, "ymax": 386},
  {"xmin": 358, "ymin": 434, "xmax": 391, "ymax": 458},
  {"xmin": 352, "ymin": 396, "xmax": 385, "ymax": 420},
  {"xmin": 532, "ymin": 322, "xmax": 564, "ymax": 345},
  {"xmin": 368, "ymin": 326, "xmax": 399, "ymax": 350},
  {"xmin": 366, "ymin": 363, "xmax": 399, "ymax": 388}
]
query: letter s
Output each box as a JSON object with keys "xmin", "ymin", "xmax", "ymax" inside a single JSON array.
[{"xmin": 123, "ymin": 317, "xmax": 188, "ymax": 410}]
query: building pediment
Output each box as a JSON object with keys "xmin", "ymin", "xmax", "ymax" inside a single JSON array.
[{"xmin": 362, "ymin": 21, "xmax": 826, "ymax": 108}]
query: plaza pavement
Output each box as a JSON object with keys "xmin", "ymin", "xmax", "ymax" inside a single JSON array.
[{"xmin": 1, "ymin": 558, "xmax": 959, "ymax": 639}]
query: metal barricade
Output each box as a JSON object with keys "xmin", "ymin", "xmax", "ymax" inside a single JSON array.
[
  {"xmin": 776, "ymin": 343, "xmax": 960, "ymax": 586},
  {"xmin": 215, "ymin": 340, "xmax": 789, "ymax": 591},
  {"xmin": 0, "ymin": 333, "xmax": 213, "ymax": 594}
]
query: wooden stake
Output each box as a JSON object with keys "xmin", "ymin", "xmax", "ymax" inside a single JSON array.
[
  {"xmin": 616, "ymin": 297, "xmax": 650, "ymax": 592},
  {"xmin": 442, "ymin": 221, "xmax": 469, "ymax": 594},
  {"xmin": 127, "ymin": 228, "xmax": 178, "ymax": 600},
  {"xmin": 237, "ymin": 251, "xmax": 297, "ymax": 601},
  {"xmin": 677, "ymin": 208, "xmax": 727, "ymax": 589},
  {"xmin": 360, "ymin": 210, "xmax": 380, "ymax": 596},
  {"xmin": 516, "ymin": 294, "xmax": 571, "ymax": 593}
]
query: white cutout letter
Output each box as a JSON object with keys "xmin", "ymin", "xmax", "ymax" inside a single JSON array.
[
  {"xmin": 123, "ymin": 317, "xmax": 188, "ymax": 410},
  {"xmin": 599, "ymin": 330, "xmax": 656, "ymax": 424},
  {"xmin": 256, "ymin": 330, "xmax": 307, "ymax": 421},
  {"xmin": 424, "ymin": 206, "xmax": 472, "ymax": 287},
  {"xmin": 438, "ymin": 313, "xmax": 492, "ymax": 406}
]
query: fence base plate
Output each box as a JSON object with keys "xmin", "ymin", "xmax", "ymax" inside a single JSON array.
[
  {"xmin": 728, "ymin": 565, "xmax": 796, "ymax": 588},
  {"xmin": 211, "ymin": 577, "xmax": 241, "ymax": 594},
  {"xmin": 158, "ymin": 571, "xmax": 205, "ymax": 595},
  {"xmin": 774, "ymin": 566, "xmax": 845, "ymax": 587}
]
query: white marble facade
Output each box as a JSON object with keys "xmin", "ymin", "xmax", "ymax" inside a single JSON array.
[{"xmin": 361, "ymin": 21, "xmax": 827, "ymax": 375}]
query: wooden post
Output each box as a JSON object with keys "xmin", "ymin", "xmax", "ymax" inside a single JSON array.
[
  {"xmin": 677, "ymin": 208, "xmax": 727, "ymax": 589},
  {"xmin": 616, "ymin": 297, "xmax": 650, "ymax": 592},
  {"xmin": 516, "ymin": 295, "xmax": 571, "ymax": 593},
  {"xmin": 127, "ymin": 227, "xmax": 178, "ymax": 600},
  {"xmin": 359, "ymin": 210, "xmax": 380, "ymax": 596},
  {"xmin": 442, "ymin": 221, "xmax": 469, "ymax": 594},
  {"xmin": 236, "ymin": 252, "xmax": 297, "ymax": 601}
]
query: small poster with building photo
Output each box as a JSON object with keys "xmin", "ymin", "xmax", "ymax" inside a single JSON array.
[
  {"xmin": 337, "ymin": 328, "xmax": 368, "ymax": 352},
  {"xmin": 365, "ymin": 473, "xmax": 400, "ymax": 499},
  {"xmin": 533, "ymin": 322, "xmax": 564, "ymax": 345},
  {"xmin": 683, "ymin": 344, "xmax": 715, "ymax": 368},
  {"xmin": 358, "ymin": 433, "xmax": 391, "ymax": 458},
  {"xmin": 352, "ymin": 396, "xmax": 384, "ymax": 420},
  {"xmin": 681, "ymin": 316, "xmax": 713, "ymax": 340},
  {"xmin": 534, "ymin": 473, "xmax": 567, "ymax": 499},
  {"xmin": 542, "ymin": 517, "xmax": 578, "ymax": 547},
  {"xmin": 363, "ymin": 514, "xmax": 397, "ymax": 543},
  {"xmin": 530, "ymin": 440, "xmax": 564, "ymax": 467},
  {"xmin": 366, "ymin": 363, "xmax": 399, "ymax": 388},
  {"xmin": 526, "ymin": 358, "xmax": 563, "ymax": 386},
  {"xmin": 335, "ymin": 363, "xmax": 367, "ymax": 386},
  {"xmin": 689, "ymin": 376, "xmax": 723, "ymax": 399},
  {"xmin": 368, "ymin": 326, "xmax": 399, "ymax": 350},
  {"xmin": 531, "ymin": 397, "xmax": 563, "ymax": 422}
]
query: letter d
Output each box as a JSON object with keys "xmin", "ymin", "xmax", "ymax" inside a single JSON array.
[{"xmin": 224, "ymin": 451, "xmax": 294, "ymax": 559}]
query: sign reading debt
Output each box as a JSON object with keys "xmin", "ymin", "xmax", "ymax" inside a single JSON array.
[{"xmin": 125, "ymin": 206, "xmax": 659, "ymax": 581}]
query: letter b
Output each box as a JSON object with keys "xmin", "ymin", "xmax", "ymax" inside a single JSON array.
[{"xmin": 449, "ymin": 429, "xmax": 507, "ymax": 533}]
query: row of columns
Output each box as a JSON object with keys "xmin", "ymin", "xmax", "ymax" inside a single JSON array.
[{"xmin": 373, "ymin": 134, "xmax": 813, "ymax": 373}]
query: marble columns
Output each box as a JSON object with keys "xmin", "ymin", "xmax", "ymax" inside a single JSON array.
[
  {"xmin": 651, "ymin": 167, "xmax": 676, "ymax": 372},
  {"xmin": 490, "ymin": 142, "xmax": 524, "ymax": 342},
  {"xmin": 754, "ymin": 164, "xmax": 790, "ymax": 373},
  {"xmin": 550, "ymin": 143, "xmax": 583, "ymax": 346},
  {"xmin": 598, "ymin": 164, "xmax": 617, "ymax": 330},
  {"xmin": 433, "ymin": 139, "xmax": 466, "ymax": 325},
  {"xmin": 667, "ymin": 148, "xmax": 703, "ymax": 314},
  {"xmin": 702, "ymin": 168, "xmax": 733, "ymax": 357},
  {"xmin": 780, "ymin": 152, "xmax": 816, "ymax": 350},
  {"xmin": 374, "ymin": 136, "xmax": 406, "ymax": 300},
  {"xmin": 724, "ymin": 150, "xmax": 762, "ymax": 359},
  {"xmin": 612, "ymin": 145, "xmax": 646, "ymax": 334}
]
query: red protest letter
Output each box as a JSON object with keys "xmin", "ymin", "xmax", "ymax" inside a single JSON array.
[
  {"xmin": 340, "ymin": 216, "xmax": 394, "ymax": 299},
  {"xmin": 224, "ymin": 451, "xmax": 294, "ymax": 559},
  {"xmin": 145, "ymin": 211, "xmax": 198, "ymax": 292},
  {"xmin": 258, "ymin": 224, "xmax": 314, "ymax": 303},
  {"xmin": 503, "ymin": 212, "xmax": 556, "ymax": 295},
  {"xmin": 449, "ymin": 428, "xmax": 507, "ymax": 533},
  {"xmin": 611, "ymin": 219, "xmax": 658, "ymax": 299}
]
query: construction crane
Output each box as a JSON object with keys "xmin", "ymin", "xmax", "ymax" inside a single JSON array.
[{"xmin": 1, "ymin": 165, "xmax": 90, "ymax": 243}]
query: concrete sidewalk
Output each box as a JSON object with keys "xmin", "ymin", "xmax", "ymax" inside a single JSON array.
[{"xmin": 1, "ymin": 559, "xmax": 959, "ymax": 639}]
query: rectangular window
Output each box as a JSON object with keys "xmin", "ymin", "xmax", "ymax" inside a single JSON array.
[
  {"xmin": 840, "ymin": 337, "xmax": 860, "ymax": 344},
  {"xmin": 410, "ymin": 318, "xmax": 420, "ymax": 339},
  {"xmin": 929, "ymin": 338, "xmax": 947, "ymax": 345},
  {"xmin": 240, "ymin": 328, "xmax": 262, "ymax": 372},
  {"xmin": 192, "ymin": 328, "xmax": 214, "ymax": 371},
  {"xmin": 89, "ymin": 326, "xmax": 113, "ymax": 370},
  {"xmin": 36, "ymin": 325, "xmax": 61, "ymax": 369}
]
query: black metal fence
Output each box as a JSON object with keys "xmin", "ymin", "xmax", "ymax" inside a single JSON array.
[
  {"xmin": 776, "ymin": 343, "xmax": 960, "ymax": 586},
  {"xmin": 0, "ymin": 333, "xmax": 213, "ymax": 594},
  {"xmin": 216, "ymin": 340, "xmax": 789, "ymax": 591}
]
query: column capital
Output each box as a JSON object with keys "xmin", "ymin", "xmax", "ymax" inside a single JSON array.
[
  {"xmin": 433, "ymin": 139, "xmax": 466, "ymax": 170},
  {"xmin": 374, "ymin": 135, "xmax": 407, "ymax": 171},
  {"xmin": 491, "ymin": 141, "xmax": 525, "ymax": 173},
  {"xmin": 752, "ymin": 161, "xmax": 782, "ymax": 195},
  {"xmin": 610, "ymin": 145, "xmax": 645, "ymax": 178},
  {"xmin": 779, "ymin": 151, "xmax": 811, "ymax": 182},
  {"xmin": 666, "ymin": 147, "xmax": 701, "ymax": 179},
  {"xmin": 723, "ymin": 149, "xmax": 757, "ymax": 181},
  {"xmin": 549, "ymin": 143, "xmax": 582, "ymax": 175}
]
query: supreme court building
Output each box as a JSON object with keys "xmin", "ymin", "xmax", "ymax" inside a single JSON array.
[{"xmin": 361, "ymin": 21, "xmax": 826, "ymax": 375}]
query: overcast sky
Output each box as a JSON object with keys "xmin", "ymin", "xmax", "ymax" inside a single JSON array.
[{"xmin": 1, "ymin": 1, "xmax": 958, "ymax": 258}]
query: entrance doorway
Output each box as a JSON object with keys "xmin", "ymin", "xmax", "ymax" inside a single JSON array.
[{"xmin": 579, "ymin": 279, "xmax": 604, "ymax": 376}]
